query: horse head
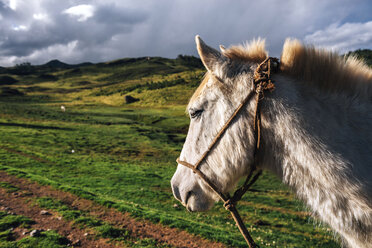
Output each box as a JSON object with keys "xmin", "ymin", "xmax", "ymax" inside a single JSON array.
[{"xmin": 171, "ymin": 36, "xmax": 264, "ymax": 212}]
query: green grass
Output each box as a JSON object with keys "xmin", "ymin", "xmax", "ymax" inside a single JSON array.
[
  {"xmin": 34, "ymin": 197, "xmax": 171, "ymax": 247},
  {"xmin": 0, "ymin": 182, "xmax": 19, "ymax": 193},
  {"xmin": 6, "ymin": 231, "xmax": 69, "ymax": 248},
  {"xmin": 0, "ymin": 211, "xmax": 69, "ymax": 248},
  {"xmin": 0, "ymin": 57, "xmax": 341, "ymax": 247},
  {"xmin": 0, "ymin": 212, "xmax": 34, "ymax": 232},
  {"xmin": 34, "ymin": 197, "xmax": 131, "ymax": 238}
]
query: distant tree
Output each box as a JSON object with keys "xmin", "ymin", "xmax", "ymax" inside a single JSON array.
[
  {"xmin": 12, "ymin": 62, "xmax": 34, "ymax": 75},
  {"xmin": 0, "ymin": 75, "xmax": 18, "ymax": 85},
  {"xmin": 18, "ymin": 62, "xmax": 31, "ymax": 67},
  {"xmin": 0, "ymin": 87, "xmax": 24, "ymax": 96},
  {"xmin": 176, "ymin": 54, "xmax": 203, "ymax": 68}
]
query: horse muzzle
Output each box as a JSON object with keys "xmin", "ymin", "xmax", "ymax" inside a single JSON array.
[{"xmin": 171, "ymin": 167, "xmax": 214, "ymax": 212}]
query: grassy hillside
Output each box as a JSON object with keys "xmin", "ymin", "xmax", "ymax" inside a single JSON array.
[{"xmin": 0, "ymin": 54, "xmax": 354, "ymax": 247}]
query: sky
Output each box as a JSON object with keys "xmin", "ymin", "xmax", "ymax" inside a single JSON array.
[{"xmin": 0, "ymin": 0, "xmax": 371, "ymax": 67}]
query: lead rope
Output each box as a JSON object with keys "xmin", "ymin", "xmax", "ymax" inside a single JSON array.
[{"xmin": 177, "ymin": 57, "xmax": 279, "ymax": 248}]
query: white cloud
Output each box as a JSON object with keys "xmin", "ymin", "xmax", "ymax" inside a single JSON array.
[
  {"xmin": 0, "ymin": 55, "xmax": 18, "ymax": 67},
  {"xmin": 31, "ymin": 40, "xmax": 79, "ymax": 60},
  {"xmin": 33, "ymin": 13, "xmax": 48, "ymax": 20},
  {"xmin": 7, "ymin": 0, "xmax": 18, "ymax": 10},
  {"xmin": 13, "ymin": 25, "xmax": 27, "ymax": 31},
  {"xmin": 63, "ymin": 4, "xmax": 95, "ymax": 22},
  {"xmin": 304, "ymin": 21, "xmax": 372, "ymax": 53},
  {"xmin": 2, "ymin": 0, "xmax": 23, "ymax": 10},
  {"xmin": 0, "ymin": 40, "xmax": 80, "ymax": 66}
]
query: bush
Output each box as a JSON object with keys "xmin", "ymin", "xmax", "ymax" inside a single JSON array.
[
  {"xmin": 38, "ymin": 74, "xmax": 58, "ymax": 81},
  {"xmin": 0, "ymin": 76, "xmax": 18, "ymax": 85},
  {"xmin": 0, "ymin": 87, "xmax": 24, "ymax": 96},
  {"xmin": 125, "ymin": 95, "xmax": 140, "ymax": 104},
  {"xmin": 11, "ymin": 62, "xmax": 35, "ymax": 75}
]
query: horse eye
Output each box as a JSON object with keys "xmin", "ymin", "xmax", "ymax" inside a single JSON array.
[{"xmin": 190, "ymin": 109, "xmax": 203, "ymax": 119}]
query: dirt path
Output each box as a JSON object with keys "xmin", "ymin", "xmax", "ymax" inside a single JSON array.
[
  {"xmin": 0, "ymin": 187, "xmax": 118, "ymax": 247},
  {"xmin": 0, "ymin": 171, "xmax": 227, "ymax": 248}
]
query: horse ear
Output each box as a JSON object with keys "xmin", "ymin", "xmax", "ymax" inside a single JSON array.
[
  {"xmin": 195, "ymin": 35, "xmax": 226, "ymax": 75},
  {"xmin": 219, "ymin": 45, "xmax": 227, "ymax": 54}
]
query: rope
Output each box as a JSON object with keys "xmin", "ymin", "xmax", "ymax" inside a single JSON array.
[{"xmin": 177, "ymin": 57, "xmax": 279, "ymax": 248}]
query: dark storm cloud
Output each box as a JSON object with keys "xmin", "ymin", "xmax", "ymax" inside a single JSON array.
[
  {"xmin": 0, "ymin": 1, "xmax": 148, "ymax": 63},
  {"xmin": 94, "ymin": 4, "xmax": 147, "ymax": 24},
  {"xmin": 111, "ymin": 0, "xmax": 372, "ymax": 58},
  {"xmin": 0, "ymin": 0, "xmax": 371, "ymax": 66},
  {"xmin": 0, "ymin": 1, "xmax": 13, "ymax": 17}
]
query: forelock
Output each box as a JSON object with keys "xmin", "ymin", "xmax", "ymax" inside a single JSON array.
[{"xmin": 222, "ymin": 38, "xmax": 268, "ymax": 63}]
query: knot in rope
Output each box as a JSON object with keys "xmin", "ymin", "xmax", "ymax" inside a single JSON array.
[
  {"xmin": 254, "ymin": 57, "xmax": 280, "ymax": 94},
  {"xmin": 223, "ymin": 199, "xmax": 236, "ymax": 211}
]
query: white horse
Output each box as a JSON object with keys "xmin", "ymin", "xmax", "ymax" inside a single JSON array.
[{"xmin": 171, "ymin": 36, "xmax": 372, "ymax": 247}]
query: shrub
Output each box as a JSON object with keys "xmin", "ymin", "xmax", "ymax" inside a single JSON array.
[{"xmin": 0, "ymin": 76, "xmax": 18, "ymax": 85}]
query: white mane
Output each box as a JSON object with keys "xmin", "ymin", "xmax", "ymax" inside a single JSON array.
[{"xmin": 222, "ymin": 38, "xmax": 372, "ymax": 100}]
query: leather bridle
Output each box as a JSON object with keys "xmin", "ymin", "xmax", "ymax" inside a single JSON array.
[{"xmin": 176, "ymin": 57, "xmax": 279, "ymax": 248}]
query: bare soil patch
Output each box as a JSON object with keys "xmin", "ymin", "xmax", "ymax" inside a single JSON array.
[{"xmin": 0, "ymin": 187, "xmax": 118, "ymax": 247}]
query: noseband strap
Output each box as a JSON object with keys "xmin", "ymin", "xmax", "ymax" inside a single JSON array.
[{"xmin": 177, "ymin": 57, "xmax": 279, "ymax": 248}]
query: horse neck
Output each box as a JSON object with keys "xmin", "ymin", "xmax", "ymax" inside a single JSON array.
[
  {"xmin": 259, "ymin": 74, "xmax": 372, "ymax": 183},
  {"xmin": 257, "ymin": 74, "xmax": 372, "ymax": 243}
]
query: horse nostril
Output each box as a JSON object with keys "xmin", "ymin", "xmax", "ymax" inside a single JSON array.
[
  {"xmin": 172, "ymin": 185, "xmax": 182, "ymax": 202},
  {"xmin": 185, "ymin": 191, "xmax": 192, "ymax": 205},
  {"xmin": 186, "ymin": 204, "xmax": 194, "ymax": 212}
]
